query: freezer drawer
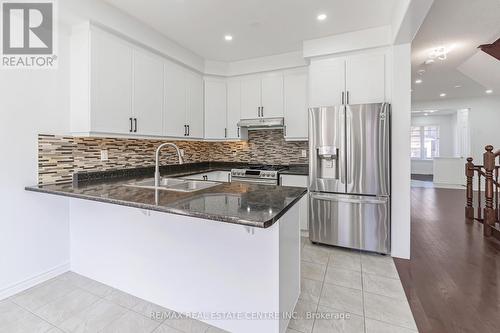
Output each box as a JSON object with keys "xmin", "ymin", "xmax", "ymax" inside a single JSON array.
[{"xmin": 309, "ymin": 193, "xmax": 390, "ymax": 254}]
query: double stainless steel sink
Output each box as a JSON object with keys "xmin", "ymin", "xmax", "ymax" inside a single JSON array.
[{"xmin": 126, "ymin": 177, "xmax": 220, "ymax": 193}]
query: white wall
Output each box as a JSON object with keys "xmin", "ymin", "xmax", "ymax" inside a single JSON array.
[
  {"xmin": 413, "ymin": 96, "xmax": 500, "ymax": 163},
  {"xmin": 0, "ymin": 23, "xmax": 71, "ymax": 299},
  {"xmin": 391, "ymin": 43, "xmax": 412, "ymax": 259}
]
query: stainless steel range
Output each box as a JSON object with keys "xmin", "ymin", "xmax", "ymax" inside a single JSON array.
[{"xmin": 231, "ymin": 165, "xmax": 287, "ymax": 185}]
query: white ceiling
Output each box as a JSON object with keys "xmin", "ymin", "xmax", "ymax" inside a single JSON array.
[
  {"xmin": 411, "ymin": 0, "xmax": 500, "ymax": 102},
  {"xmin": 102, "ymin": 0, "xmax": 398, "ymax": 62}
]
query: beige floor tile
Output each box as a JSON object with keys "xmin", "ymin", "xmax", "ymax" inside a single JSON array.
[
  {"xmin": 364, "ymin": 292, "xmax": 417, "ymax": 330},
  {"xmin": 301, "ymin": 261, "xmax": 326, "ymax": 282},
  {"xmin": 324, "ymin": 266, "xmax": 362, "ymax": 290},
  {"xmin": 34, "ymin": 288, "xmax": 100, "ymax": 325},
  {"xmin": 299, "ymin": 278, "xmax": 323, "ymax": 304},
  {"xmin": 162, "ymin": 313, "xmax": 210, "ymax": 333},
  {"xmin": 365, "ymin": 318, "xmax": 418, "ymax": 333},
  {"xmin": 153, "ymin": 324, "xmax": 184, "ymax": 332},
  {"xmin": 132, "ymin": 298, "xmax": 170, "ymax": 322},
  {"xmin": 105, "ymin": 288, "xmax": 143, "ymax": 309},
  {"xmin": 57, "ymin": 272, "xmax": 115, "ymax": 298},
  {"xmin": 313, "ymin": 305, "xmax": 365, "ymax": 333},
  {"xmin": 102, "ymin": 310, "xmax": 161, "ymax": 333},
  {"xmin": 319, "ymin": 283, "xmax": 363, "ymax": 316},
  {"xmin": 328, "ymin": 253, "xmax": 361, "ymax": 272},
  {"xmin": 11, "ymin": 278, "xmax": 75, "ymax": 312},
  {"xmin": 362, "ymin": 273, "xmax": 406, "ymax": 299},
  {"xmin": 0, "ymin": 299, "xmax": 54, "ymax": 333},
  {"xmin": 302, "ymin": 245, "xmax": 331, "ymax": 265},
  {"xmin": 288, "ymin": 299, "xmax": 317, "ymax": 333},
  {"xmin": 58, "ymin": 298, "xmax": 127, "ymax": 333},
  {"xmin": 287, "ymin": 328, "xmax": 304, "ymax": 333},
  {"xmin": 361, "ymin": 255, "xmax": 399, "ymax": 279}
]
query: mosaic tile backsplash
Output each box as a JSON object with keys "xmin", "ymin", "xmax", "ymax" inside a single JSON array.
[{"xmin": 38, "ymin": 130, "xmax": 309, "ymax": 185}]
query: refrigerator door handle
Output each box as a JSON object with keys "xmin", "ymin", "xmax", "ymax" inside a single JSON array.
[{"xmin": 310, "ymin": 193, "xmax": 387, "ymax": 204}]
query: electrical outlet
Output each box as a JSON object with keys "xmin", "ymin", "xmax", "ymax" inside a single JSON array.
[
  {"xmin": 180, "ymin": 149, "xmax": 185, "ymax": 157},
  {"xmin": 301, "ymin": 150, "xmax": 307, "ymax": 158},
  {"xmin": 100, "ymin": 150, "xmax": 108, "ymax": 161}
]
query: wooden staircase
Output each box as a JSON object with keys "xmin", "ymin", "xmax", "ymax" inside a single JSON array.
[{"xmin": 465, "ymin": 145, "xmax": 500, "ymax": 240}]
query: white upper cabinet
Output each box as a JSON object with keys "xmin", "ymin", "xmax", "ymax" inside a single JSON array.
[
  {"xmin": 345, "ymin": 53, "xmax": 386, "ymax": 104},
  {"xmin": 204, "ymin": 78, "xmax": 227, "ymax": 140},
  {"xmin": 164, "ymin": 61, "xmax": 187, "ymax": 138},
  {"xmin": 284, "ymin": 69, "xmax": 308, "ymax": 140},
  {"xmin": 309, "ymin": 52, "xmax": 386, "ymax": 107},
  {"xmin": 90, "ymin": 29, "xmax": 133, "ymax": 134},
  {"xmin": 226, "ymin": 78, "xmax": 247, "ymax": 140},
  {"xmin": 240, "ymin": 73, "xmax": 284, "ymax": 119},
  {"xmin": 309, "ymin": 57, "xmax": 345, "ymax": 107},
  {"xmin": 133, "ymin": 50, "xmax": 163, "ymax": 136},
  {"xmin": 240, "ymin": 76, "xmax": 262, "ymax": 119},
  {"xmin": 261, "ymin": 72, "xmax": 284, "ymax": 118},
  {"xmin": 186, "ymin": 71, "xmax": 204, "ymax": 138}
]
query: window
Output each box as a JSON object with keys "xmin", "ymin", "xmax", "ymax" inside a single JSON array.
[{"xmin": 410, "ymin": 125, "xmax": 440, "ymax": 159}]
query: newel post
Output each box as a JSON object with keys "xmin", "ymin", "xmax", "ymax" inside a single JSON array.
[
  {"xmin": 483, "ymin": 145, "xmax": 495, "ymax": 236},
  {"xmin": 465, "ymin": 157, "xmax": 474, "ymax": 223}
]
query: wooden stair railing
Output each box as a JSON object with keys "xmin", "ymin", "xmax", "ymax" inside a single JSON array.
[{"xmin": 465, "ymin": 145, "xmax": 500, "ymax": 240}]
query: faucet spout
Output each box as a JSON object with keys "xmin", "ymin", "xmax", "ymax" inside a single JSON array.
[{"xmin": 155, "ymin": 143, "xmax": 183, "ymax": 187}]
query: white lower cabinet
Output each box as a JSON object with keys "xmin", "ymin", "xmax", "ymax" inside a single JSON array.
[
  {"xmin": 182, "ymin": 171, "xmax": 231, "ymax": 182},
  {"xmin": 280, "ymin": 174, "xmax": 309, "ymax": 230}
]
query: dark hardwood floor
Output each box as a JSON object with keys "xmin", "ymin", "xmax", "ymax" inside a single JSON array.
[{"xmin": 394, "ymin": 187, "xmax": 500, "ymax": 333}]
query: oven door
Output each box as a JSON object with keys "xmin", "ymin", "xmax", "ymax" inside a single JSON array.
[{"xmin": 231, "ymin": 177, "xmax": 278, "ymax": 185}]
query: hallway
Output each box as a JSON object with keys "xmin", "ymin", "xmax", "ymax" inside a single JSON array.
[{"xmin": 395, "ymin": 187, "xmax": 500, "ymax": 333}]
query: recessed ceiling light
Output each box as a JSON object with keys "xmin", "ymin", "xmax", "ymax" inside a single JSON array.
[
  {"xmin": 454, "ymin": 85, "xmax": 462, "ymax": 88},
  {"xmin": 440, "ymin": 93, "xmax": 446, "ymax": 97},
  {"xmin": 486, "ymin": 89, "xmax": 493, "ymax": 94},
  {"xmin": 224, "ymin": 35, "xmax": 233, "ymax": 41},
  {"xmin": 317, "ymin": 13, "xmax": 327, "ymax": 21},
  {"xmin": 415, "ymin": 79, "xmax": 422, "ymax": 84},
  {"xmin": 424, "ymin": 113, "xmax": 429, "ymax": 116},
  {"xmin": 424, "ymin": 59, "xmax": 435, "ymax": 65}
]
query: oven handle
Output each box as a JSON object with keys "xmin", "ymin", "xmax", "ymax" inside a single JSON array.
[{"xmin": 231, "ymin": 177, "xmax": 277, "ymax": 185}]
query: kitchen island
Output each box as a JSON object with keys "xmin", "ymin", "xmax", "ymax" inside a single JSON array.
[{"xmin": 26, "ymin": 169, "xmax": 306, "ymax": 333}]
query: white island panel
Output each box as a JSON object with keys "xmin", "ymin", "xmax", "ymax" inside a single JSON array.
[{"xmin": 69, "ymin": 198, "xmax": 300, "ymax": 333}]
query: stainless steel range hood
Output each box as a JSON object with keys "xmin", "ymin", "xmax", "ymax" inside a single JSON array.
[{"xmin": 237, "ymin": 117, "xmax": 284, "ymax": 130}]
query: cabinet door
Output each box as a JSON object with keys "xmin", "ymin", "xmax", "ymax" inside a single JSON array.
[
  {"xmin": 309, "ymin": 57, "xmax": 345, "ymax": 107},
  {"xmin": 164, "ymin": 61, "xmax": 187, "ymax": 137},
  {"xmin": 91, "ymin": 30, "xmax": 132, "ymax": 134},
  {"xmin": 226, "ymin": 79, "xmax": 244, "ymax": 139},
  {"xmin": 261, "ymin": 73, "xmax": 284, "ymax": 118},
  {"xmin": 345, "ymin": 53, "xmax": 385, "ymax": 104},
  {"xmin": 133, "ymin": 50, "xmax": 163, "ymax": 136},
  {"xmin": 186, "ymin": 71, "xmax": 204, "ymax": 138},
  {"xmin": 284, "ymin": 69, "xmax": 308, "ymax": 140},
  {"xmin": 240, "ymin": 76, "xmax": 261, "ymax": 119},
  {"xmin": 204, "ymin": 78, "xmax": 227, "ymax": 140}
]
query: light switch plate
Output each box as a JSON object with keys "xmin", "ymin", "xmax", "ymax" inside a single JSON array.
[
  {"xmin": 100, "ymin": 150, "xmax": 108, "ymax": 161},
  {"xmin": 301, "ymin": 150, "xmax": 307, "ymax": 158}
]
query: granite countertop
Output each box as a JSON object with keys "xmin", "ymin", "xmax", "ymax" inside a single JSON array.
[{"xmin": 26, "ymin": 163, "xmax": 307, "ymax": 228}]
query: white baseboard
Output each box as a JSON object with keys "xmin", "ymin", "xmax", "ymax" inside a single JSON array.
[{"xmin": 0, "ymin": 262, "xmax": 70, "ymax": 301}]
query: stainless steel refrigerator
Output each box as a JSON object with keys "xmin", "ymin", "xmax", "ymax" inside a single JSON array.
[{"xmin": 308, "ymin": 103, "xmax": 391, "ymax": 254}]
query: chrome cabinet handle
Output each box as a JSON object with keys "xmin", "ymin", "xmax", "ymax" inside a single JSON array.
[
  {"xmin": 347, "ymin": 91, "xmax": 350, "ymax": 104},
  {"xmin": 342, "ymin": 92, "xmax": 345, "ymax": 105}
]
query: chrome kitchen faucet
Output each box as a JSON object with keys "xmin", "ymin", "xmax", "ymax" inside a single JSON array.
[{"xmin": 155, "ymin": 143, "xmax": 183, "ymax": 187}]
